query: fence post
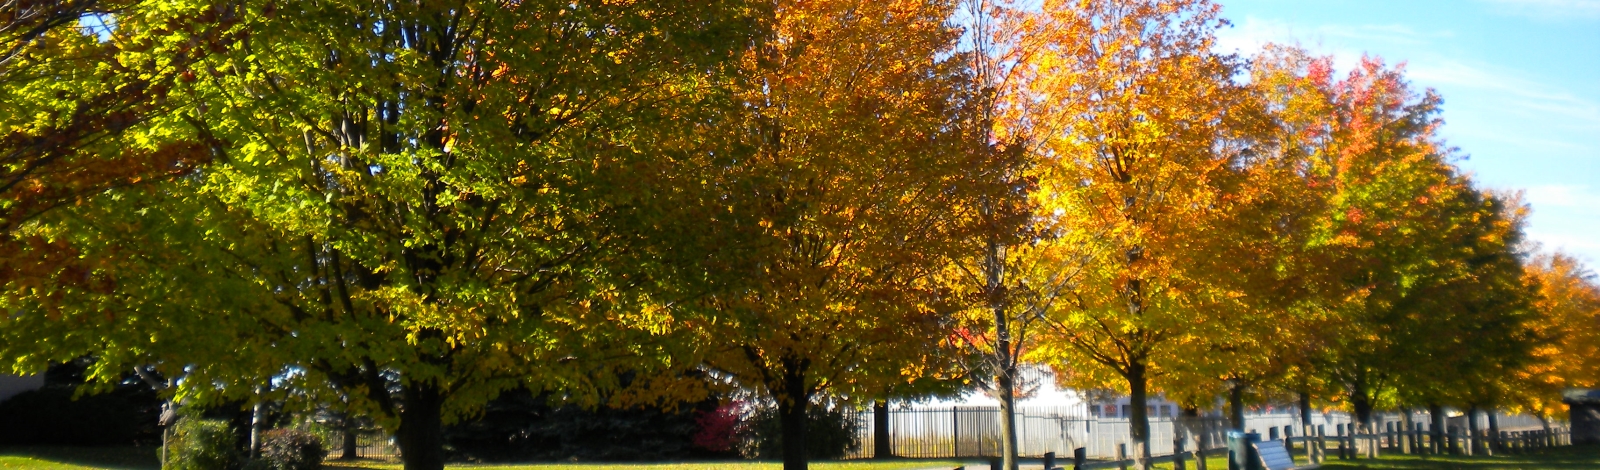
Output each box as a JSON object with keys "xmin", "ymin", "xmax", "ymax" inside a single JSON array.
[
  {"xmin": 1336, "ymin": 424, "xmax": 1347, "ymax": 460},
  {"xmin": 1314, "ymin": 425, "xmax": 1325, "ymax": 464},
  {"xmin": 952, "ymin": 407, "xmax": 960, "ymax": 458},
  {"xmin": 1045, "ymin": 451, "xmax": 1056, "ymax": 470},
  {"xmin": 1173, "ymin": 432, "xmax": 1187, "ymax": 470},
  {"xmin": 1073, "ymin": 447, "xmax": 1086, "ymax": 470}
]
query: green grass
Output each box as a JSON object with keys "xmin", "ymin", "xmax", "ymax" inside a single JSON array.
[
  {"xmin": 7, "ymin": 446, "xmax": 1597, "ymax": 470},
  {"xmin": 324, "ymin": 460, "xmax": 966, "ymax": 470},
  {"xmin": 0, "ymin": 448, "xmax": 959, "ymax": 470},
  {"xmin": 1313, "ymin": 445, "xmax": 1600, "ymax": 469},
  {"xmin": 0, "ymin": 447, "xmax": 158, "ymax": 470}
]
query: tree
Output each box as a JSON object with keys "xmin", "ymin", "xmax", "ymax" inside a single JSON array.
[
  {"xmin": 1298, "ymin": 56, "xmax": 1538, "ymax": 436},
  {"xmin": 677, "ymin": 2, "xmax": 982, "ymax": 469},
  {"xmin": 1021, "ymin": 1, "xmax": 1243, "ymax": 466},
  {"xmin": 1, "ymin": 2, "xmax": 761, "ymax": 470},
  {"xmin": 1514, "ymin": 252, "xmax": 1600, "ymax": 418}
]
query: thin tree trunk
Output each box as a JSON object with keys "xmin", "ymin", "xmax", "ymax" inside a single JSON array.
[
  {"xmin": 250, "ymin": 398, "xmax": 266, "ymax": 459},
  {"xmin": 986, "ymin": 238, "xmax": 1020, "ymax": 470},
  {"xmin": 397, "ymin": 383, "xmax": 446, "ymax": 470},
  {"xmin": 1127, "ymin": 363, "xmax": 1152, "ymax": 469},
  {"xmin": 998, "ymin": 375, "xmax": 1019, "ymax": 470},
  {"xmin": 873, "ymin": 399, "xmax": 891, "ymax": 459}
]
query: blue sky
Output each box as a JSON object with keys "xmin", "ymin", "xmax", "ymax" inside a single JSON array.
[{"xmin": 1212, "ymin": 0, "xmax": 1600, "ymax": 265}]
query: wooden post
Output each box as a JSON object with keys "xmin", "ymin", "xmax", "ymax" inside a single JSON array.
[
  {"xmin": 1386, "ymin": 422, "xmax": 1395, "ymax": 450},
  {"xmin": 1369, "ymin": 423, "xmax": 1380, "ymax": 459},
  {"xmin": 1337, "ymin": 424, "xmax": 1348, "ymax": 460},
  {"xmin": 1315, "ymin": 425, "xmax": 1326, "ymax": 464},
  {"xmin": 1173, "ymin": 431, "xmax": 1187, "ymax": 470}
]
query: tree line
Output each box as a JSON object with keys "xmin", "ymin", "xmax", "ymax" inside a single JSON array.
[{"xmin": 2, "ymin": 1, "xmax": 1596, "ymax": 470}]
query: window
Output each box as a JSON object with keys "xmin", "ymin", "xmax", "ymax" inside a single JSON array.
[
  {"xmin": 1160, "ymin": 405, "xmax": 1172, "ymax": 417},
  {"xmin": 1121, "ymin": 405, "xmax": 1131, "ymax": 418}
]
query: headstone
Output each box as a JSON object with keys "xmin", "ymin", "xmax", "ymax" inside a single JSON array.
[
  {"xmin": 1073, "ymin": 447, "xmax": 1087, "ymax": 470},
  {"xmin": 1253, "ymin": 439, "xmax": 1295, "ymax": 470},
  {"xmin": 1044, "ymin": 451, "xmax": 1056, "ymax": 470}
]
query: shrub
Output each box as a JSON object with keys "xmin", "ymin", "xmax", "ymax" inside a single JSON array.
[
  {"xmin": 254, "ymin": 428, "xmax": 327, "ymax": 470},
  {"xmin": 738, "ymin": 403, "xmax": 861, "ymax": 460},
  {"xmin": 169, "ymin": 417, "xmax": 239, "ymax": 470}
]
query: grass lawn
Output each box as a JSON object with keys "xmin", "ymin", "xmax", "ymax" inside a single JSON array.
[
  {"xmin": 7, "ymin": 446, "xmax": 1599, "ymax": 470},
  {"xmin": 0, "ymin": 447, "xmax": 158, "ymax": 470},
  {"xmin": 1313, "ymin": 444, "xmax": 1600, "ymax": 469},
  {"xmin": 323, "ymin": 460, "xmax": 966, "ymax": 470}
]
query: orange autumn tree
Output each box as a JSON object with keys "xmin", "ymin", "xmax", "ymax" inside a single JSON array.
[
  {"xmin": 1022, "ymin": 0, "xmax": 1246, "ymax": 466},
  {"xmin": 1153, "ymin": 44, "xmax": 1341, "ymax": 435},
  {"xmin": 1515, "ymin": 252, "xmax": 1600, "ymax": 419},
  {"xmin": 678, "ymin": 1, "xmax": 981, "ymax": 469}
]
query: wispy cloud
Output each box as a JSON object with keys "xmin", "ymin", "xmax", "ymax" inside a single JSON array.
[
  {"xmin": 1216, "ymin": 17, "xmax": 1452, "ymax": 53},
  {"xmin": 1479, "ymin": 0, "xmax": 1600, "ymax": 20},
  {"xmin": 1524, "ymin": 185, "xmax": 1600, "ymax": 213},
  {"xmin": 1408, "ymin": 60, "xmax": 1600, "ymax": 132}
]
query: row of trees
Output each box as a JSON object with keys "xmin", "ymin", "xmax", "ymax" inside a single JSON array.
[{"xmin": 2, "ymin": 1, "xmax": 1596, "ymax": 470}]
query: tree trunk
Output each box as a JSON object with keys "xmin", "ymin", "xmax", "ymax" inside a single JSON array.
[
  {"xmin": 1487, "ymin": 409, "xmax": 1501, "ymax": 454},
  {"xmin": 1400, "ymin": 408, "xmax": 1414, "ymax": 454},
  {"xmin": 779, "ymin": 373, "xmax": 811, "ymax": 470},
  {"xmin": 1127, "ymin": 363, "xmax": 1152, "ymax": 469},
  {"xmin": 250, "ymin": 398, "xmax": 267, "ymax": 459},
  {"xmin": 1184, "ymin": 408, "xmax": 1207, "ymax": 470},
  {"xmin": 1467, "ymin": 406, "xmax": 1482, "ymax": 456},
  {"xmin": 1298, "ymin": 392, "xmax": 1312, "ymax": 428},
  {"xmin": 397, "ymin": 383, "xmax": 446, "ymax": 470},
  {"xmin": 1429, "ymin": 403, "xmax": 1445, "ymax": 455},
  {"xmin": 341, "ymin": 414, "xmax": 360, "ymax": 460},
  {"xmin": 873, "ymin": 399, "xmax": 892, "ymax": 459},
  {"xmin": 1350, "ymin": 393, "xmax": 1373, "ymax": 457},
  {"xmin": 1228, "ymin": 383, "xmax": 1246, "ymax": 432},
  {"xmin": 986, "ymin": 237, "xmax": 1020, "ymax": 470},
  {"xmin": 998, "ymin": 369, "xmax": 1019, "ymax": 470}
]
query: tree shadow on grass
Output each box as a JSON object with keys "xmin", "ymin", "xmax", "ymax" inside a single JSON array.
[{"xmin": 0, "ymin": 446, "xmax": 159, "ymax": 470}]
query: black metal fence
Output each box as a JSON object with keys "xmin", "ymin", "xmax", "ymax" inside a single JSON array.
[{"xmin": 322, "ymin": 431, "xmax": 401, "ymax": 462}]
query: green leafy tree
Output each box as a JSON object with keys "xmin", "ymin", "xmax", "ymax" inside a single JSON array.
[{"xmin": 1, "ymin": 3, "xmax": 761, "ymax": 470}]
